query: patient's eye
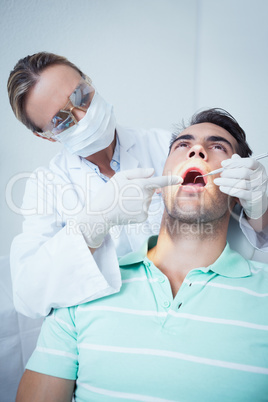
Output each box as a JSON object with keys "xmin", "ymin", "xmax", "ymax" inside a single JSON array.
[
  {"xmin": 211, "ymin": 143, "xmax": 227, "ymax": 153},
  {"xmin": 174, "ymin": 141, "xmax": 189, "ymax": 149}
]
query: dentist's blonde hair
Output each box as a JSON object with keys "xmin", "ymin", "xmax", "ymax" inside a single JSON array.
[{"xmin": 7, "ymin": 52, "xmax": 84, "ymax": 132}]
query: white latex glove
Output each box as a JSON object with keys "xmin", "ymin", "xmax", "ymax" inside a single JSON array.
[
  {"xmin": 214, "ymin": 154, "xmax": 268, "ymax": 219},
  {"xmin": 78, "ymin": 168, "xmax": 182, "ymax": 248}
]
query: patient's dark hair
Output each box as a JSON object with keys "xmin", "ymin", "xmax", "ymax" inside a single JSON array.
[{"xmin": 169, "ymin": 108, "xmax": 252, "ymax": 157}]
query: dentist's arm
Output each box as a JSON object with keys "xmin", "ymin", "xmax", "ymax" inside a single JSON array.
[
  {"xmin": 77, "ymin": 168, "xmax": 182, "ymax": 248},
  {"xmin": 246, "ymin": 208, "xmax": 268, "ymax": 233},
  {"xmin": 214, "ymin": 154, "xmax": 268, "ymax": 231},
  {"xmin": 11, "ymin": 167, "xmax": 181, "ymax": 318}
]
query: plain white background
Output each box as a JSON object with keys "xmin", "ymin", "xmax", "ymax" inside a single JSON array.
[{"xmin": 0, "ymin": 0, "xmax": 268, "ymax": 261}]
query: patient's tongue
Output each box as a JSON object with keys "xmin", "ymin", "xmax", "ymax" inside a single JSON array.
[
  {"xmin": 185, "ymin": 181, "xmax": 203, "ymax": 186},
  {"xmin": 183, "ymin": 172, "xmax": 205, "ymax": 186}
]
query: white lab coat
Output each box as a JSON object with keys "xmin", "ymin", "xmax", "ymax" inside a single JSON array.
[
  {"xmin": 10, "ymin": 125, "xmax": 268, "ymax": 318},
  {"xmin": 10, "ymin": 126, "xmax": 170, "ymax": 318}
]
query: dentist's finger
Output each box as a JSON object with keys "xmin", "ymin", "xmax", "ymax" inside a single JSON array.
[
  {"xmin": 145, "ymin": 175, "xmax": 183, "ymax": 190},
  {"xmin": 218, "ymin": 186, "xmax": 250, "ymax": 199},
  {"xmin": 221, "ymin": 155, "xmax": 259, "ymax": 170},
  {"xmin": 123, "ymin": 168, "xmax": 155, "ymax": 180},
  {"xmin": 214, "ymin": 177, "xmax": 250, "ymax": 190},
  {"xmin": 220, "ymin": 167, "xmax": 256, "ymax": 180}
]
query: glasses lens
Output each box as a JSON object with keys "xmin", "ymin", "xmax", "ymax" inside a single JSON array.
[
  {"xmin": 69, "ymin": 79, "xmax": 94, "ymax": 110},
  {"xmin": 41, "ymin": 76, "xmax": 93, "ymax": 139},
  {"xmin": 51, "ymin": 111, "xmax": 75, "ymax": 135}
]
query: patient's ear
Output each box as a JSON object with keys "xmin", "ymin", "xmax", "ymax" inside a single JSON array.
[
  {"xmin": 33, "ymin": 131, "xmax": 57, "ymax": 142},
  {"xmin": 233, "ymin": 197, "xmax": 240, "ymax": 207},
  {"xmin": 228, "ymin": 197, "xmax": 239, "ymax": 214}
]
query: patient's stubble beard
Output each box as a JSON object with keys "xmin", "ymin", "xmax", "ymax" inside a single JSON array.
[{"xmin": 161, "ymin": 187, "xmax": 232, "ymax": 240}]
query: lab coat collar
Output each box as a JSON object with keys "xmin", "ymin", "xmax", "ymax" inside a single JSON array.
[
  {"xmin": 58, "ymin": 148, "xmax": 104, "ymax": 194},
  {"xmin": 119, "ymin": 237, "xmax": 252, "ymax": 279},
  {"xmin": 62, "ymin": 148, "xmax": 83, "ymax": 169},
  {"xmin": 116, "ymin": 125, "xmax": 136, "ymax": 151},
  {"xmin": 60, "ymin": 126, "xmax": 139, "ymax": 195},
  {"xmin": 116, "ymin": 125, "xmax": 139, "ymax": 171}
]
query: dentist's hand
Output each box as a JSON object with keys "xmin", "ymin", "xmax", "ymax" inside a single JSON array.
[
  {"xmin": 214, "ymin": 154, "xmax": 268, "ymax": 219},
  {"xmin": 78, "ymin": 168, "xmax": 182, "ymax": 248}
]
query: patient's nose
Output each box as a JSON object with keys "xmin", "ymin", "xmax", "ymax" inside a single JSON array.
[{"xmin": 187, "ymin": 144, "xmax": 208, "ymax": 160}]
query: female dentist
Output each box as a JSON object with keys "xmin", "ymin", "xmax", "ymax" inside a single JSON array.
[{"xmin": 8, "ymin": 52, "xmax": 268, "ymax": 318}]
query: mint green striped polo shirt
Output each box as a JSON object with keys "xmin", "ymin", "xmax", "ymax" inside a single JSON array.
[{"xmin": 27, "ymin": 238, "xmax": 268, "ymax": 401}]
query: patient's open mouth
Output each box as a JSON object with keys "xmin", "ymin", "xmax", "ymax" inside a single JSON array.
[{"xmin": 182, "ymin": 170, "xmax": 206, "ymax": 187}]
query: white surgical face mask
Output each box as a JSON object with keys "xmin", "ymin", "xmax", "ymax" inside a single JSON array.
[{"xmin": 56, "ymin": 92, "xmax": 116, "ymax": 157}]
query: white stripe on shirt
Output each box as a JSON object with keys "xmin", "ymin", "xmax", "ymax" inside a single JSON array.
[
  {"xmin": 168, "ymin": 311, "xmax": 268, "ymax": 331},
  {"xmin": 77, "ymin": 381, "xmax": 176, "ymax": 402},
  {"xmin": 79, "ymin": 343, "xmax": 268, "ymax": 375},
  {"xmin": 80, "ymin": 305, "xmax": 167, "ymax": 317},
  {"xmin": 79, "ymin": 305, "xmax": 268, "ymax": 330},
  {"xmin": 54, "ymin": 316, "xmax": 76, "ymax": 332},
  {"xmin": 123, "ymin": 275, "xmax": 268, "ymax": 298},
  {"xmin": 184, "ymin": 278, "xmax": 268, "ymax": 297},
  {"xmin": 122, "ymin": 276, "xmax": 159, "ymax": 284},
  {"xmin": 36, "ymin": 346, "xmax": 77, "ymax": 360}
]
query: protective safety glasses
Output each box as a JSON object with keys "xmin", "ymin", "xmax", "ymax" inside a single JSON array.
[{"xmin": 38, "ymin": 75, "xmax": 95, "ymax": 139}]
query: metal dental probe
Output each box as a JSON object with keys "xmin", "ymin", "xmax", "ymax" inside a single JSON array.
[{"xmin": 194, "ymin": 152, "xmax": 268, "ymax": 181}]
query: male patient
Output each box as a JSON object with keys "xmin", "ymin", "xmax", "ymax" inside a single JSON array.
[{"xmin": 16, "ymin": 109, "xmax": 268, "ymax": 401}]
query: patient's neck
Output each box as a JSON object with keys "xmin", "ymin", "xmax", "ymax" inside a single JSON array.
[{"xmin": 147, "ymin": 212, "xmax": 229, "ymax": 296}]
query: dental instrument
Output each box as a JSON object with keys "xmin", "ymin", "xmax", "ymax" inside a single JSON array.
[{"xmin": 194, "ymin": 152, "xmax": 268, "ymax": 180}]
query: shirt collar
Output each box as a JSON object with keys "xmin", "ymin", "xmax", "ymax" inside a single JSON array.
[
  {"xmin": 82, "ymin": 133, "xmax": 120, "ymax": 175},
  {"xmin": 61, "ymin": 148, "xmax": 82, "ymax": 169},
  {"xmin": 65, "ymin": 124, "xmax": 136, "ymax": 171},
  {"xmin": 119, "ymin": 237, "xmax": 251, "ymax": 278},
  {"xmin": 207, "ymin": 242, "xmax": 251, "ymax": 278},
  {"xmin": 112, "ymin": 133, "xmax": 120, "ymax": 164},
  {"xmin": 118, "ymin": 235, "xmax": 156, "ymax": 266}
]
